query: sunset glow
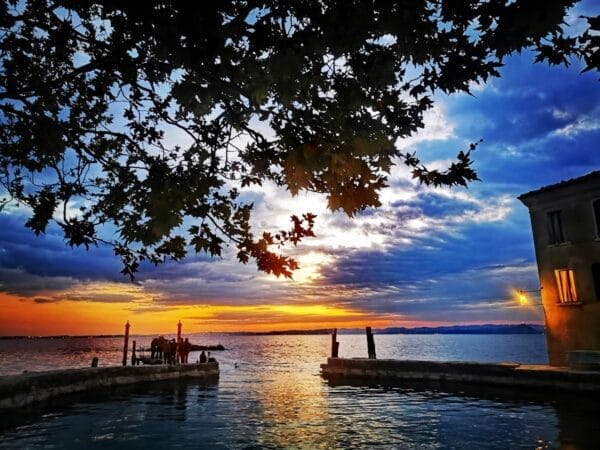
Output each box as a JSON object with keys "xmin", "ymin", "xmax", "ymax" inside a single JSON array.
[{"xmin": 0, "ymin": 289, "xmax": 406, "ymax": 336}]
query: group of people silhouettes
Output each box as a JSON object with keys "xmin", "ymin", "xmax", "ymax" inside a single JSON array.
[
  {"xmin": 150, "ymin": 336, "xmax": 193, "ymax": 364},
  {"xmin": 198, "ymin": 350, "xmax": 211, "ymax": 363}
]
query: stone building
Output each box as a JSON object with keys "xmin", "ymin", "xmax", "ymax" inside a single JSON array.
[{"xmin": 519, "ymin": 171, "xmax": 600, "ymax": 366}]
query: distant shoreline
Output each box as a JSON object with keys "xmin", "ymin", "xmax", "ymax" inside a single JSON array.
[{"xmin": 0, "ymin": 324, "xmax": 544, "ymax": 339}]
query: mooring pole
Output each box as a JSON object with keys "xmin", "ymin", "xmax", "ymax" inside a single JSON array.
[
  {"xmin": 177, "ymin": 320, "xmax": 182, "ymax": 363},
  {"xmin": 122, "ymin": 321, "xmax": 130, "ymax": 366},
  {"xmin": 131, "ymin": 340, "xmax": 137, "ymax": 366},
  {"xmin": 366, "ymin": 326, "xmax": 376, "ymax": 359},
  {"xmin": 331, "ymin": 328, "xmax": 339, "ymax": 358}
]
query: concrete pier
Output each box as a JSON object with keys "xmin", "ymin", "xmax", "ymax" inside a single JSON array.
[
  {"xmin": 321, "ymin": 358, "xmax": 600, "ymax": 393},
  {"xmin": 0, "ymin": 362, "xmax": 219, "ymax": 410}
]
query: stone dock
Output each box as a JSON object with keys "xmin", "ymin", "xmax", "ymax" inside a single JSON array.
[
  {"xmin": 0, "ymin": 362, "xmax": 219, "ymax": 410},
  {"xmin": 320, "ymin": 358, "xmax": 600, "ymax": 393}
]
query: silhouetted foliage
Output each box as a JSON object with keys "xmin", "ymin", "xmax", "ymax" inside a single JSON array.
[{"xmin": 0, "ymin": 1, "xmax": 597, "ymax": 278}]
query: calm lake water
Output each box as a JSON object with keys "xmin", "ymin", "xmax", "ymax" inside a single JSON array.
[{"xmin": 0, "ymin": 334, "xmax": 598, "ymax": 449}]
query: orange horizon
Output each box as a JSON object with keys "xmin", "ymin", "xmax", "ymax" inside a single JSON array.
[
  {"xmin": 0, "ymin": 292, "xmax": 542, "ymax": 336},
  {"xmin": 0, "ymin": 292, "xmax": 391, "ymax": 335}
]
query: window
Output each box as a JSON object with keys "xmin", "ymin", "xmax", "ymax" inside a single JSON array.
[
  {"xmin": 593, "ymin": 264, "xmax": 600, "ymax": 301},
  {"xmin": 593, "ymin": 199, "xmax": 600, "ymax": 237},
  {"xmin": 547, "ymin": 210, "xmax": 565, "ymax": 244},
  {"xmin": 554, "ymin": 269, "xmax": 578, "ymax": 303}
]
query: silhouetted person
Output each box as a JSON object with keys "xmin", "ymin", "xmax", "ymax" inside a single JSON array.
[
  {"xmin": 160, "ymin": 337, "xmax": 170, "ymax": 364},
  {"xmin": 150, "ymin": 337, "xmax": 159, "ymax": 359},
  {"xmin": 155, "ymin": 336, "xmax": 166, "ymax": 360},
  {"xmin": 169, "ymin": 339, "xmax": 177, "ymax": 364},
  {"xmin": 199, "ymin": 350, "xmax": 207, "ymax": 363},
  {"xmin": 180, "ymin": 338, "xmax": 191, "ymax": 363}
]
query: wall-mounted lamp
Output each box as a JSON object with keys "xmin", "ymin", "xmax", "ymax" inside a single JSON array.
[{"xmin": 516, "ymin": 287, "xmax": 543, "ymax": 307}]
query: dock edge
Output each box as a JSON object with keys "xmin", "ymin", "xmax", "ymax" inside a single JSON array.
[
  {"xmin": 320, "ymin": 358, "xmax": 600, "ymax": 393},
  {"xmin": 0, "ymin": 362, "xmax": 219, "ymax": 410}
]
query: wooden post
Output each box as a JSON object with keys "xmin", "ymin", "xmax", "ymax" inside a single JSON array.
[
  {"xmin": 91, "ymin": 357, "xmax": 98, "ymax": 367},
  {"xmin": 177, "ymin": 320, "xmax": 182, "ymax": 363},
  {"xmin": 331, "ymin": 328, "xmax": 339, "ymax": 358},
  {"xmin": 122, "ymin": 321, "xmax": 130, "ymax": 366},
  {"xmin": 366, "ymin": 326, "xmax": 376, "ymax": 359},
  {"xmin": 131, "ymin": 340, "xmax": 137, "ymax": 366}
]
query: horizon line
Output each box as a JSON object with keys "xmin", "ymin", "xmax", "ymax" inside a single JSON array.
[{"xmin": 0, "ymin": 322, "xmax": 545, "ymax": 338}]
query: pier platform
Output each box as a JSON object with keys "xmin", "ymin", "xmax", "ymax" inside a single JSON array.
[
  {"xmin": 320, "ymin": 358, "xmax": 600, "ymax": 393},
  {"xmin": 0, "ymin": 362, "xmax": 219, "ymax": 410}
]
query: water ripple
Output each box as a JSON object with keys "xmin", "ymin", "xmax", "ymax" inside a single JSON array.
[{"xmin": 0, "ymin": 335, "xmax": 598, "ymax": 448}]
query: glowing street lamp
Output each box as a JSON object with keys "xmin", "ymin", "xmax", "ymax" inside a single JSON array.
[
  {"xmin": 516, "ymin": 287, "xmax": 543, "ymax": 306},
  {"xmin": 517, "ymin": 291, "xmax": 529, "ymax": 306},
  {"xmin": 516, "ymin": 287, "xmax": 544, "ymax": 323}
]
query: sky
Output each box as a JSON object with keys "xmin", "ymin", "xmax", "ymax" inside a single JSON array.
[{"xmin": 1, "ymin": 5, "xmax": 599, "ymax": 335}]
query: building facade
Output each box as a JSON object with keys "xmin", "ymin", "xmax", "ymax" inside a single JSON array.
[{"xmin": 519, "ymin": 171, "xmax": 600, "ymax": 366}]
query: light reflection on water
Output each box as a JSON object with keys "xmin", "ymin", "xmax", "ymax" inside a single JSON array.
[
  {"xmin": 0, "ymin": 333, "xmax": 549, "ymax": 376},
  {"xmin": 0, "ymin": 334, "xmax": 598, "ymax": 449}
]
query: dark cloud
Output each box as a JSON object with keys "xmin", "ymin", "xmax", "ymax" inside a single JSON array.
[
  {"xmin": 67, "ymin": 293, "xmax": 142, "ymax": 303},
  {"xmin": 0, "ymin": 213, "xmax": 229, "ymax": 298},
  {"xmin": 391, "ymin": 192, "xmax": 478, "ymax": 218},
  {"xmin": 0, "ymin": 214, "xmax": 122, "ymax": 282},
  {"xmin": 32, "ymin": 297, "xmax": 60, "ymax": 304},
  {"xmin": 0, "ymin": 267, "xmax": 77, "ymax": 296}
]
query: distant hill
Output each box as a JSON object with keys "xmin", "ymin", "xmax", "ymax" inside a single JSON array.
[
  {"xmin": 229, "ymin": 329, "xmax": 332, "ymax": 336},
  {"xmin": 228, "ymin": 324, "xmax": 544, "ymax": 336},
  {"xmin": 374, "ymin": 324, "xmax": 545, "ymax": 335}
]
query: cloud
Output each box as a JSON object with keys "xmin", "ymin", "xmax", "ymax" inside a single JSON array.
[
  {"xmin": 432, "ymin": 50, "xmax": 600, "ymax": 189},
  {"xmin": 396, "ymin": 104, "xmax": 455, "ymax": 151},
  {"xmin": 1, "ymin": 39, "xmax": 598, "ymax": 327},
  {"xmin": 0, "ymin": 267, "xmax": 78, "ymax": 297},
  {"xmin": 551, "ymin": 112, "xmax": 600, "ymax": 137},
  {"xmin": 33, "ymin": 297, "xmax": 60, "ymax": 304},
  {"xmin": 0, "ymin": 214, "xmax": 122, "ymax": 283}
]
